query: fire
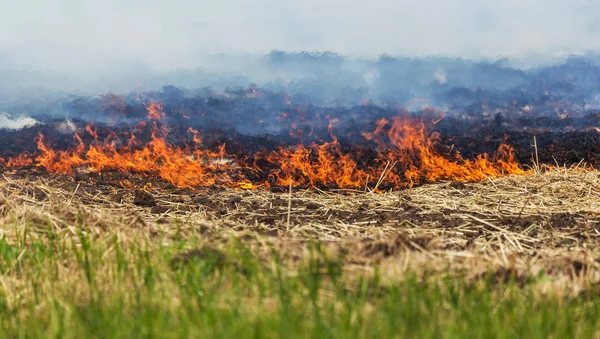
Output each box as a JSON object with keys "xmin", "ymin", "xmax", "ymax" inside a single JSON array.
[
  {"xmin": 4, "ymin": 153, "xmax": 33, "ymax": 167},
  {"xmin": 17, "ymin": 104, "xmax": 254, "ymax": 189},
  {"xmin": 263, "ymin": 115, "xmax": 527, "ymax": 189},
  {"xmin": 261, "ymin": 140, "xmax": 368, "ymax": 189},
  {"xmin": 33, "ymin": 124, "xmax": 251, "ymax": 189},
  {"xmin": 1, "ymin": 102, "xmax": 528, "ymax": 190},
  {"xmin": 362, "ymin": 117, "xmax": 527, "ymax": 186},
  {"xmin": 146, "ymin": 101, "xmax": 165, "ymax": 120},
  {"xmin": 261, "ymin": 118, "xmax": 369, "ymax": 188}
]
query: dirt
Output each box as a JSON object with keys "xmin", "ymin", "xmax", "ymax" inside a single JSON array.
[
  {"xmin": 133, "ymin": 190, "xmax": 157, "ymax": 207},
  {"xmin": 150, "ymin": 205, "xmax": 169, "ymax": 214},
  {"xmin": 548, "ymin": 212, "xmax": 584, "ymax": 228}
]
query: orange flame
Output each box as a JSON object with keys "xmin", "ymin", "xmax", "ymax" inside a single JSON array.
[
  {"xmin": 146, "ymin": 101, "xmax": 165, "ymax": 120},
  {"xmin": 362, "ymin": 117, "xmax": 527, "ymax": 186},
  {"xmin": 1, "ymin": 105, "xmax": 528, "ymax": 190}
]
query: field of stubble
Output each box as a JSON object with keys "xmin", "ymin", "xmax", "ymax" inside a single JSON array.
[{"xmin": 0, "ymin": 167, "xmax": 599, "ymax": 338}]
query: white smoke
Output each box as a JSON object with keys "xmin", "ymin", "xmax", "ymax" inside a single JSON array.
[
  {"xmin": 0, "ymin": 114, "xmax": 38, "ymax": 130},
  {"xmin": 434, "ymin": 68, "xmax": 447, "ymax": 85},
  {"xmin": 1, "ymin": 0, "xmax": 600, "ymax": 72}
]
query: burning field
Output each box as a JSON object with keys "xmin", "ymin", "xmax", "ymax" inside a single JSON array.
[
  {"xmin": 1, "ymin": 63, "xmax": 600, "ymax": 336},
  {"xmin": 0, "ymin": 90, "xmax": 529, "ymax": 190}
]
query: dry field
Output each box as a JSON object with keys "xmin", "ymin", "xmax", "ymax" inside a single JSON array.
[
  {"xmin": 1, "ymin": 167, "xmax": 599, "ymax": 337},
  {"xmin": 2, "ymin": 166, "xmax": 600, "ymax": 291}
]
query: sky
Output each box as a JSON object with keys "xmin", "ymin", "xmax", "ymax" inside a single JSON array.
[{"xmin": 1, "ymin": 0, "xmax": 600, "ymax": 71}]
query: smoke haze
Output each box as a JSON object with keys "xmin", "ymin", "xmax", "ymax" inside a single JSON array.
[{"xmin": 2, "ymin": 0, "xmax": 600, "ymax": 71}]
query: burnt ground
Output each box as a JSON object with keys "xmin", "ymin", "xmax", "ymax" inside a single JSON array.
[
  {"xmin": 3, "ymin": 111, "xmax": 600, "ymax": 170},
  {"xmin": 0, "ymin": 167, "xmax": 599, "ymax": 296}
]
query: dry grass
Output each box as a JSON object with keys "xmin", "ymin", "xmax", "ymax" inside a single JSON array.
[{"xmin": 0, "ymin": 166, "xmax": 599, "ymax": 296}]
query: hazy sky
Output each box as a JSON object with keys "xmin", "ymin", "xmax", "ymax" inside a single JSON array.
[{"xmin": 1, "ymin": 0, "xmax": 600, "ymax": 71}]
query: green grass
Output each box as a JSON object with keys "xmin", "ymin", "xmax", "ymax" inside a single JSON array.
[{"xmin": 0, "ymin": 232, "xmax": 599, "ymax": 339}]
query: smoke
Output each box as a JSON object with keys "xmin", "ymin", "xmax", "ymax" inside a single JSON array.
[
  {"xmin": 0, "ymin": 114, "xmax": 38, "ymax": 130},
  {"xmin": 1, "ymin": 0, "xmax": 600, "ymax": 72},
  {"xmin": 1, "ymin": 0, "xmax": 600, "ymax": 104}
]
